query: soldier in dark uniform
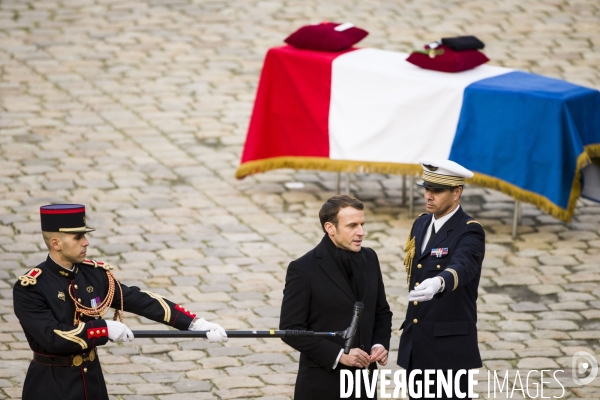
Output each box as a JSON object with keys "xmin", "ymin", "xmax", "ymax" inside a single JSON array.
[
  {"xmin": 13, "ymin": 204, "xmax": 228, "ymax": 400},
  {"xmin": 397, "ymin": 160, "xmax": 485, "ymax": 400}
]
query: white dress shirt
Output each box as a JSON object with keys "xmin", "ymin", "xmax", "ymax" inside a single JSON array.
[
  {"xmin": 421, "ymin": 205, "xmax": 461, "ymax": 254},
  {"xmin": 420, "ymin": 205, "xmax": 461, "ymax": 293}
]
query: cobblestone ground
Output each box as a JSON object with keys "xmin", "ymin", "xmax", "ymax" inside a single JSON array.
[{"xmin": 1, "ymin": 0, "xmax": 600, "ymax": 399}]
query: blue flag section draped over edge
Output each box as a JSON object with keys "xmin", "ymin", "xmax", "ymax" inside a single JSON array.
[{"xmin": 450, "ymin": 71, "xmax": 600, "ymax": 221}]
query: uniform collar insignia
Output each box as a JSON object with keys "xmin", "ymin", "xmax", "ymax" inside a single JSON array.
[{"xmin": 45, "ymin": 256, "xmax": 78, "ymax": 279}]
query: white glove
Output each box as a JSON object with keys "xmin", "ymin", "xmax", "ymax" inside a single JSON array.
[
  {"xmin": 189, "ymin": 318, "xmax": 228, "ymax": 343},
  {"xmin": 407, "ymin": 277, "xmax": 443, "ymax": 302},
  {"xmin": 105, "ymin": 320, "xmax": 134, "ymax": 342}
]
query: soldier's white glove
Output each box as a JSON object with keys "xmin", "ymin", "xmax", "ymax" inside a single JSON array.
[
  {"xmin": 408, "ymin": 277, "xmax": 443, "ymax": 302},
  {"xmin": 105, "ymin": 320, "xmax": 134, "ymax": 342},
  {"xmin": 189, "ymin": 318, "xmax": 228, "ymax": 343}
]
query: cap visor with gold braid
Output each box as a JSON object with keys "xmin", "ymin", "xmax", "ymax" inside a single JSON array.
[
  {"xmin": 40, "ymin": 204, "xmax": 95, "ymax": 233},
  {"xmin": 416, "ymin": 159, "xmax": 474, "ymax": 189}
]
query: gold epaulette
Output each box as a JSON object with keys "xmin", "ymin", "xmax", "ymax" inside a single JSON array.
[
  {"xmin": 467, "ymin": 220, "xmax": 482, "ymax": 226},
  {"xmin": 19, "ymin": 268, "xmax": 42, "ymax": 286},
  {"xmin": 403, "ymin": 232, "xmax": 416, "ymax": 287},
  {"xmin": 418, "ymin": 212, "xmax": 428, "ymax": 217},
  {"xmin": 82, "ymin": 259, "xmax": 113, "ymax": 270}
]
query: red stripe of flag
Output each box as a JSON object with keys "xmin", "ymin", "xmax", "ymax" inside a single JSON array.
[
  {"xmin": 241, "ymin": 45, "xmax": 356, "ymax": 163},
  {"xmin": 40, "ymin": 207, "xmax": 85, "ymax": 215}
]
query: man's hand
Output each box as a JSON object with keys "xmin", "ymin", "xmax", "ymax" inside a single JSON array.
[
  {"xmin": 339, "ymin": 348, "xmax": 371, "ymax": 368},
  {"xmin": 189, "ymin": 318, "xmax": 229, "ymax": 343},
  {"xmin": 370, "ymin": 346, "xmax": 388, "ymax": 366},
  {"xmin": 105, "ymin": 320, "xmax": 134, "ymax": 342},
  {"xmin": 407, "ymin": 277, "xmax": 442, "ymax": 302}
]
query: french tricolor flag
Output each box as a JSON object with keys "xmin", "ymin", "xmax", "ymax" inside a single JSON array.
[{"xmin": 238, "ymin": 46, "xmax": 600, "ymax": 221}]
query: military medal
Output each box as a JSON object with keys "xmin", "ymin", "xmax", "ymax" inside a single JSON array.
[
  {"xmin": 431, "ymin": 248, "xmax": 448, "ymax": 258},
  {"xmin": 58, "ymin": 291, "xmax": 65, "ymax": 301}
]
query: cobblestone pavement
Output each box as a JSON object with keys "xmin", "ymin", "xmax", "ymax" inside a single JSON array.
[{"xmin": 1, "ymin": 0, "xmax": 600, "ymax": 399}]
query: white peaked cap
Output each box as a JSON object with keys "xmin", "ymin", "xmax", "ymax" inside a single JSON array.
[{"xmin": 417, "ymin": 159, "xmax": 474, "ymax": 188}]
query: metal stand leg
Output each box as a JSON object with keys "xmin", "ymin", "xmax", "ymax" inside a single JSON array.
[
  {"xmin": 336, "ymin": 172, "xmax": 341, "ymax": 194},
  {"xmin": 344, "ymin": 173, "xmax": 350, "ymax": 195},
  {"xmin": 409, "ymin": 175, "xmax": 414, "ymax": 217},
  {"xmin": 402, "ymin": 175, "xmax": 407, "ymax": 205},
  {"xmin": 512, "ymin": 201, "xmax": 521, "ymax": 240}
]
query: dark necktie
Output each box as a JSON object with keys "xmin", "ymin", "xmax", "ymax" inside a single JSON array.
[{"xmin": 425, "ymin": 223, "xmax": 436, "ymax": 250}]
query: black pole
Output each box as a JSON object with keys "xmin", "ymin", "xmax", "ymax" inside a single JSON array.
[{"xmin": 132, "ymin": 329, "xmax": 345, "ymax": 339}]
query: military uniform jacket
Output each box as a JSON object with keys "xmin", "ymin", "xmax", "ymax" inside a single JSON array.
[
  {"xmin": 13, "ymin": 256, "xmax": 196, "ymax": 400},
  {"xmin": 279, "ymin": 237, "xmax": 393, "ymax": 400},
  {"xmin": 397, "ymin": 206, "xmax": 485, "ymax": 370}
]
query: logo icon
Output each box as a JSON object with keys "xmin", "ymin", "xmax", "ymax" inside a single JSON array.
[{"xmin": 572, "ymin": 351, "xmax": 598, "ymax": 385}]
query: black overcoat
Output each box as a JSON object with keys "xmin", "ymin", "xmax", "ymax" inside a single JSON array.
[
  {"xmin": 279, "ymin": 237, "xmax": 393, "ymax": 400},
  {"xmin": 397, "ymin": 206, "xmax": 485, "ymax": 370},
  {"xmin": 13, "ymin": 256, "xmax": 196, "ymax": 400}
]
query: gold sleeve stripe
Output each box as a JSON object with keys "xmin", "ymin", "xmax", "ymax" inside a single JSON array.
[
  {"xmin": 446, "ymin": 268, "xmax": 459, "ymax": 291},
  {"xmin": 54, "ymin": 323, "xmax": 87, "ymax": 350},
  {"xmin": 141, "ymin": 290, "xmax": 170, "ymax": 322},
  {"xmin": 467, "ymin": 220, "xmax": 482, "ymax": 226}
]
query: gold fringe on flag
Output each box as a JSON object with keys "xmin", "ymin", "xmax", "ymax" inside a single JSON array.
[
  {"xmin": 236, "ymin": 145, "xmax": 600, "ymax": 223},
  {"xmin": 235, "ymin": 156, "xmax": 421, "ymax": 179},
  {"xmin": 468, "ymin": 144, "xmax": 600, "ymax": 223}
]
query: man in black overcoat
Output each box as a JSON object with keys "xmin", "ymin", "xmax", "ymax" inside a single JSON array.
[
  {"xmin": 397, "ymin": 160, "xmax": 485, "ymax": 399},
  {"xmin": 13, "ymin": 204, "xmax": 228, "ymax": 400},
  {"xmin": 279, "ymin": 195, "xmax": 393, "ymax": 399}
]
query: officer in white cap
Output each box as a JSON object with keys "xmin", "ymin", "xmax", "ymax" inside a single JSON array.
[{"xmin": 397, "ymin": 160, "xmax": 485, "ymax": 399}]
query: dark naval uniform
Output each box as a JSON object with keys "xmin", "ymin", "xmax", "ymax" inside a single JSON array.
[
  {"xmin": 398, "ymin": 207, "xmax": 485, "ymax": 371},
  {"xmin": 13, "ymin": 256, "xmax": 196, "ymax": 400}
]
